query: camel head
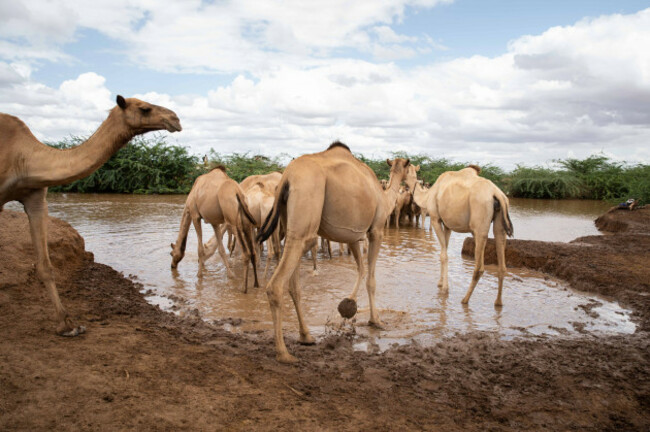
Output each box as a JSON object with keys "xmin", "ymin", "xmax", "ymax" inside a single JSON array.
[
  {"xmin": 115, "ymin": 95, "xmax": 182, "ymax": 134},
  {"xmin": 385, "ymin": 157, "xmax": 411, "ymax": 189},
  {"xmin": 170, "ymin": 241, "xmax": 185, "ymax": 269},
  {"xmin": 405, "ymin": 164, "xmax": 420, "ymax": 191}
]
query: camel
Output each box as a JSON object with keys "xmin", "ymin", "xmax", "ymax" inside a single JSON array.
[
  {"xmin": 410, "ymin": 165, "xmax": 513, "ymax": 306},
  {"xmin": 257, "ymin": 141, "xmax": 413, "ymax": 363},
  {"xmin": 170, "ymin": 166, "xmax": 259, "ymax": 292},
  {"xmin": 240, "ymin": 171, "xmax": 283, "ymax": 193},
  {"xmin": 242, "ymin": 182, "xmax": 282, "ymax": 277},
  {"xmin": 389, "ymin": 185, "xmax": 412, "ymax": 228},
  {"xmin": 0, "ymin": 95, "xmax": 182, "ymax": 336}
]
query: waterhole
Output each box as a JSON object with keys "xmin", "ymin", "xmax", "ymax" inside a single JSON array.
[{"xmin": 8, "ymin": 195, "xmax": 634, "ymax": 348}]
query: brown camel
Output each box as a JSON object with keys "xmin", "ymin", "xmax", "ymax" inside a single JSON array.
[
  {"xmin": 257, "ymin": 141, "xmax": 412, "ymax": 363},
  {"xmin": 170, "ymin": 167, "xmax": 259, "ymax": 292},
  {"xmin": 0, "ymin": 95, "xmax": 182, "ymax": 336},
  {"xmin": 410, "ymin": 165, "xmax": 513, "ymax": 306}
]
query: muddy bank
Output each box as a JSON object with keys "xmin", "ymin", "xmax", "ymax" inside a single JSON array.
[
  {"xmin": 463, "ymin": 207, "xmax": 650, "ymax": 331},
  {"xmin": 1, "ymin": 209, "xmax": 649, "ymax": 431}
]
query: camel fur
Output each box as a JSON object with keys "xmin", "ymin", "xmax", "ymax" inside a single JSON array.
[
  {"xmin": 170, "ymin": 166, "xmax": 259, "ymax": 293},
  {"xmin": 0, "ymin": 95, "xmax": 182, "ymax": 336},
  {"xmin": 410, "ymin": 165, "xmax": 513, "ymax": 306},
  {"xmin": 257, "ymin": 141, "xmax": 412, "ymax": 363}
]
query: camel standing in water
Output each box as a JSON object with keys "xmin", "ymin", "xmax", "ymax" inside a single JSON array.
[
  {"xmin": 170, "ymin": 167, "xmax": 259, "ymax": 292},
  {"xmin": 0, "ymin": 96, "xmax": 182, "ymax": 336},
  {"xmin": 257, "ymin": 142, "xmax": 413, "ymax": 363},
  {"xmin": 410, "ymin": 165, "xmax": 513, "ymax": 306}
]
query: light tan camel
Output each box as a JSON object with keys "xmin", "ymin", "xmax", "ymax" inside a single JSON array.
[
  {"xmin": 391, "ymin": 185, "xmax": 412, "ymax": 228},
  {"xmin": 240, "ymin": 171, "xmax": 282, "ymax": 193},
  {"xmin": 410, "ymin": 165, "xmax": 513, "ymax": 306},
  {"xmin": 0, "ymin": 95, "xmax": 182, "ymax": 336},
  {"xmin": 243, "ymin": 182, "xmax": 282, "ymax": 277},
  {"xmin": 257, "ymin": 141, "xmax": 412, "ymax": 363},
  {"xmin": 170, "ymin": 166, "xmax": 259, "ymax": 292}
]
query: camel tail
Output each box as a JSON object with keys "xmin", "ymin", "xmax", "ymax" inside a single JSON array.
[
  {"xmin": 493, "ymin": 193, "xmax": 514, "ymax": 237},
  {"xmin": 257, "ymin": 181, "xmax": 289, "ymax": 244},
  {"xmin": 236, "ymin": 191, "xmax": 257, "ymax": 227}
]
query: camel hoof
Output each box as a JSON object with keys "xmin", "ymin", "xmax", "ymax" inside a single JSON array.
[
  {"xmin": 494, "ymin": 300, "xmax": 503, "ymax": 308},
  {"xmin": 338, "ymin": 298, "xmax": 357, "ymax": 319},
  {"xmin": 299, "ymin": 335, "xmax": 316, "ymax": 345},
  {"xmin": 277, "ymin": 353, "xmax": 299, "ymax": 364},
  {"xmin": 60, "ymin": 325, "xmax": 86, "ymax": 337},
  {"xmin": 461, "ymin": 298, "xmax": 470, "ymax": 305},
  {"xmin": 369, "ymin": 320, "xmax": 385, "ymax": 330}
]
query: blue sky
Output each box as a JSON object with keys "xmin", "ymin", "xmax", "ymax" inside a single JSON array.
[{"xmin": 1, "ymin": 0, "xmax": 650, "ymax": 168}]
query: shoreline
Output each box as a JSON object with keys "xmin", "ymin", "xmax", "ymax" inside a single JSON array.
[{"xmin": 1, "ymin": 208, "xmax": 648, "ymax": 430}]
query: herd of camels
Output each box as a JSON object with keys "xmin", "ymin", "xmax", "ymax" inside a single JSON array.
[{"xmin": 0, "ymin": 96, "xmax": 513, "ymax": 363}]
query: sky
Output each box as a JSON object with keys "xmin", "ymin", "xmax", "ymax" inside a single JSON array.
[{"xmin": 1, "ymin": 0, "xmax": 650, "ymax": 169}]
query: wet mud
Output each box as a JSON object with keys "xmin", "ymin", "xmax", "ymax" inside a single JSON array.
[{"xmin": 1, "ymin": 208, "xmax": 649, "ymax": 431}]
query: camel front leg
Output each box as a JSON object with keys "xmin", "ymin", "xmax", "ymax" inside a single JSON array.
[
  {"xmin": 214, "ymin": 224, "xmax": 235, "ymax": 279},
  {"xmin": 431, "ymin": 219, "xmax": 450, "ymax": 291},
  {"xmin": 266, "ymin": 236, "xmax": 308, "ymax": 363},
  {"xmin": 22, "ymin": 190, "xmax": 85, "ymax": 336},
  {"xmin": 346, "ymin": 241, "xmax": 366, "ymax": 301},
  {"xmin": 366, "ymin": 229, "xmax": 384, "ymax": 328},
  {"xmin": 462, "ymin": 234, "xmax": 487, "ymax": 304}
]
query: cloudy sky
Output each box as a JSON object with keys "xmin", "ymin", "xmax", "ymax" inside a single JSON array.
[{"xmin": 2, "ymin": 0, "xmax": 649, "ymax": 169}]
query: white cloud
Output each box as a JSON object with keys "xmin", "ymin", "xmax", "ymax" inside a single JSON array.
[{"xmin": 1, "ymin": 5, "xmax": 649, "ymax": 169}]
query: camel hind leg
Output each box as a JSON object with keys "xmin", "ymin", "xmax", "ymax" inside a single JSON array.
[
  {"xmin": 365, "ymin": 229, "xmax": 384, "ymax": 327},
  {"xmin": 266, "ymin": 236, "xmax": 314, "ymax": 363},
  {"xmin": 22, "ymin": 189, "xmax": 85, "ymax": 336},
  {"xmin": 462, "ymin": 233, "xmax": 487, "ymax": 304},
  {"xmin": 431, "ymin": 219, "xmax": 451, "ymax": 291},
  {"xmin": 288, "ymin": 238, "xmax": 317, "ymax": 345},
  {"xmin": 493, "ymin": 217, "xmax": 507, "ymax": 307}
]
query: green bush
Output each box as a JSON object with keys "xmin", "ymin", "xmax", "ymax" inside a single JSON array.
[
  {"xmin": 48, "ymin": 135, "xmax": 201, "ymax": 194},
  {"xmin": 45, "ymin": 136, "xmax": 649, "ymax": 204}
]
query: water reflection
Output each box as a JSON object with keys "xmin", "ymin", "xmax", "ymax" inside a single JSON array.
[{"xmin": 5, "ymin": 194, "xmax": 632, "ymax": 347}]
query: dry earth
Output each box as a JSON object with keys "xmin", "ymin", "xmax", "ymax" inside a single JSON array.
[{"xmin": 1, "ymin": 207, "xmax": 649, "ymax": 431}]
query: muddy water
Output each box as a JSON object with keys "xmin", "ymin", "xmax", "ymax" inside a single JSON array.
[{"xmin": 7, "ymin": 194, "xmax": 634, "ymax": 347}]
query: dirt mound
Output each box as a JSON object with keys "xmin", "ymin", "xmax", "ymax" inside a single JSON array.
[
  {"xmin": 595, "ymin": 206, "xmax": 650, "ymax": 233},
  {"xmin": 1, "ymin": 210, "xmax": 650, "ymax": 430},
  {"xmin": 0, "ymin": 210, "xmax": 90, "ymax": 288}
]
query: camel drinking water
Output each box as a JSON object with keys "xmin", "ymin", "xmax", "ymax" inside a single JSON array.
[
  {"xmin": 409, "ymin": 165, "xmax": 513, "ymax": 306},
  {"xmin": 0, "ymin": 95, "xmax": 182, "ymax": 336},
  {"xmin": 257, "ymin": 141, "xmax": 412, "ymax": 363},
  {"xmin": 170, "ymin": 166, "xmax": 259, "ymax": 293}
]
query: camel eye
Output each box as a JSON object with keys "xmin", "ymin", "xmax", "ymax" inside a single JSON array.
[{"xmin": 139, "ymin": 107, "xmax": 152, "ymax": 114}]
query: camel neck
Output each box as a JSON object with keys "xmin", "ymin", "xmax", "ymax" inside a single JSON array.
[
  {"xmin": 412, "ymin": 181, "xmax": 428, "ymax": 208},
  {"xmin": 25, "ymin": 110, "xmax": 135, "ymax": 188}
]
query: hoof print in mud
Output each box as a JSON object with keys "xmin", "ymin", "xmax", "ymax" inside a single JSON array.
[{"xmin": 338, "ymin": 298, "xmax": 357, "ymax": 319}]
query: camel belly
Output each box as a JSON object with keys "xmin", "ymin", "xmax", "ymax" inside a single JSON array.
[{"xmin": 318, "ymin": 218, "xmax": 367, "ymax": 243}]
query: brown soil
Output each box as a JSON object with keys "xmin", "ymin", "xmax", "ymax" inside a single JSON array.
[{"xmin": 2, "ymin": 208, "xmax": 649, "ymax": 431}]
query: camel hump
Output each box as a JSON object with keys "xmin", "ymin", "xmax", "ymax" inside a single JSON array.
[
  {"xmin": 210, "ymin": 165, "xmax": 227, "ymax": 173},
  {"xmin": 466, "ymin": 164, "xmax": 481, "ymax": 174},
  {"xmin": 327, "ymin": 141, "xmax": 351, "ymax": 152}
]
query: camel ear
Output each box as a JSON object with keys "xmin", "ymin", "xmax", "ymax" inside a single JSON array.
[
  {"xmin": 170, "ymin": 242, "xmax": 175, "ymax": 249},
  {"xmin": 386, "ymin": 159, "xmax": 393, "ymax": 167},
  {"xmin": 415, "ymin": 165, "xmax": 420, "ymax": 171},
  {"xmin": 116, "ymin": 95, "xmax": 127, "ymax": 109},
  {"xmin": 405, "ymin": 159, "xmax": 410, "ymax": 167}
]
